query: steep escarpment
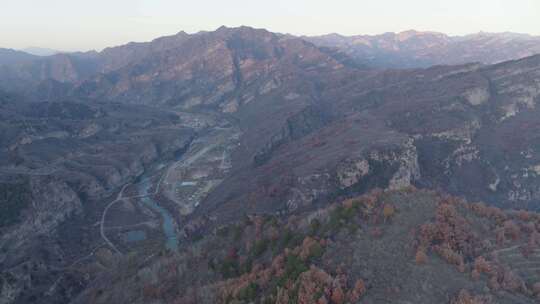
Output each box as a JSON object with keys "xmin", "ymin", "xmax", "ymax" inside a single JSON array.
[
  {"xmin": 316, "ymin": 55, "xmax": 540, "ymax": 210},
  {"xmin": 254, "ymin": 105, "xmax": 331, "ymax": 166}
]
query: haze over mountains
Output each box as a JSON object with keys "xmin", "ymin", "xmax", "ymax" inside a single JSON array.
[
  {"xmin": 1, "ymin": 26, "xmax": 540, "ymax": 304},
  {"xmin": 306, "ymin": 30, "xmax": 540, "ymax": 68},
  {"xmin": 1, "ymin": 28, "xmax": 540, "ymax": 89},
  {"xmin": 21, "ymin": 47, "xmax": 61, "ymax": 57}
]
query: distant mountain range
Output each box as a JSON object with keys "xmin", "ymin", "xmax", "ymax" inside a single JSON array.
[
  {"xmin": 1, "ymin": 29, "xmax": 540, "ymax": 91},
  {"xmin": 0, "ymin": 31, "xmax": 540, "ymax": 92},
  {"xmin": 305, "ymin": 30, "xmax": 540, "ymax": 68}
]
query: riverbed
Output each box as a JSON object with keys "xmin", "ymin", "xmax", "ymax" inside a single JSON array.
[{"xmin": 138, "ymin": 177, "xmax": 179, "ymax": 251}]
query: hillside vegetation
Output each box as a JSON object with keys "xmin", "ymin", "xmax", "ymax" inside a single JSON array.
[{"xmin": 74, "ymin": 188, "xmax": 540, "ymax": 304}]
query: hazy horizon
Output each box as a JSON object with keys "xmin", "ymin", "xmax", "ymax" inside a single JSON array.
[{"xmin": 2, "ymin": 0, "xmax": 540, "ymax": 52}]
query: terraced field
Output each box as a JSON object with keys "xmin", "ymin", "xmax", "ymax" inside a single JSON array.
[{"xmin": 496, "ymin": 245, "xmax": 540, "ymax": 285}]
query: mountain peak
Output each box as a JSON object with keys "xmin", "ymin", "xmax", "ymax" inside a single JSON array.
[
  {"xmin": 396, "ymin": 29, "xmax": 448, "ymax": 41},
  {"xmin": 213, "ymin": 25, "xmax": 273, "ymax": 36},
  {"xmin": 0, "ymin": 47, "xmax": 38, "ymax": 66}
]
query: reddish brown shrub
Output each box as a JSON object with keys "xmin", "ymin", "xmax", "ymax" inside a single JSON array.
[
  {"xmin": 487, "ymin": 206, "xmax": 507, "ymax": 223},
  {"xmin": 417, "ymin": 223, "xmax": 438, "ymax": 248},
  {"xmin": 470, "ymin": 202, "xmax": 489, "ymax": 217},
  {"xmin": 434, "ymin": 244, "xmax": 465, "ymax": 270},
  {"xmin": 383, "ymin": 204, "xmax": 396, "ymax": 222},
  {"xmin": 414, "ymin": 200, "xmax": 480, "ymax": 272},
  {"xmin": 415, "ymin": 249, "xmax": 428, "ymax": 265},
  {"xmin": 486, "ymin": 264, "xmax": 526, "ymax": 293},
  {"xmin": 342, "ymin": 198, "xmax": 356, "ymax": 209},
  {"xmin": 298, "ymin": 236, "xmax": 323, "ymax": 260},
  {"xmin": 347, "ymin": 279, "xmax": 366, "ymax": 302},
  {"xmin": 517, "ymin": 210, "xmax": 531, "ymax": 222},
  {"xmin": 473, "ymin": 256, "xmax": 491, "ymax": 274},
  {"xmin": 436, "ymin": 203, "xmax": 458, "ymax": 222},
  {"xmin": 503, "ymin": 220, "xmax": 520, "ymax": 240},
  {"xmin": 330, "ymin": 286, "xmax": 345, "ymax": 304},
  {"xmin": 296, "ymin": 267, "xmax": 331, "ymax": 304}
]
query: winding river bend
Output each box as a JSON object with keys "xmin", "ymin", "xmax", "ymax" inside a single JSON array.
[
  {"xmin": 138, "ymin": 177, "xmax": 179, "ymax": 251},
  {"xmin": 132, "ymin": 136, "xmax": 195, "ymax": 252},
  {"xmin": 129, "ymin": 126, "xmax": 235, "ymax": 252}
]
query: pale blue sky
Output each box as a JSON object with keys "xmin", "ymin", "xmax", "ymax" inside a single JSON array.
[{"xmin": 1, "ymin": 0, "xmax": 539, "ymax": 51}]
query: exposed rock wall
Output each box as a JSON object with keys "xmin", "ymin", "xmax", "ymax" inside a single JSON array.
[{"xmin": 254, "ymin": 106, "xmax": 330, "ymax": 165}]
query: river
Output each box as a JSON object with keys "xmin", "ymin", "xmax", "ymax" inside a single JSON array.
[{"xmin": 137, "ymin": 176, "xmax": 179, "ymax": 252}]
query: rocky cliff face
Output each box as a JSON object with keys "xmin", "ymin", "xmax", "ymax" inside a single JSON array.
[
  {"xmin": 254, "ymin": 105, "xmax": 330, "ymax": 166},
  {"xmin": 285, "ymin": 138, "xmax": 420, "ymax": 212}
]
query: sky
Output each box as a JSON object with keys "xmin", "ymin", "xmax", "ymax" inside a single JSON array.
[{"xmin": 1, "ymin": 0, "xmax": 539, "ymax": 52}]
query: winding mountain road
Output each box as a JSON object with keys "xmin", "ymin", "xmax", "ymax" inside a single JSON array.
[
  {"xmin": 99, "ymin": 184, "xmax": 129, "ymax": 255},
  {"xmin": 99, "ymin": 168, "xmax": 175, "ymax": 255}
]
